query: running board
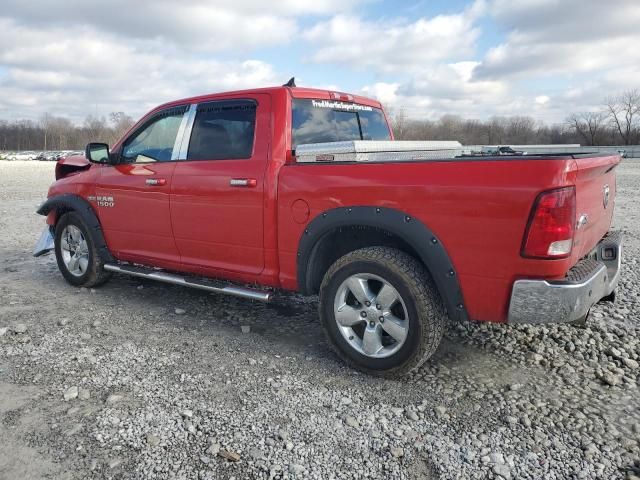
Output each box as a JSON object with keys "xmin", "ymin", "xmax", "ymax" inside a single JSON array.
[{"xmin": 103, "ymin": 264, "xmax": 272, "ymax": 302}]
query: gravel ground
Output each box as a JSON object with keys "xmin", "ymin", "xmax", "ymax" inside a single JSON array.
[{"xmin": 0, "ymin": 160, "xmax": 639, "ymax": 480}]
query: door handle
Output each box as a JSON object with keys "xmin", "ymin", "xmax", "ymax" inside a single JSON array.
[
  {"xmin": 146, "ymin": 178, "xmax": 167, "ymax": 186},
  {"xmin": 230, "ymin": 178, "xmax": 257, "ymax": 187}
]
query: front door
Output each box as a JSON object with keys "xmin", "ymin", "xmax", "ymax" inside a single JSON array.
[
  {"xmin": 170, "ymin": 95, "xmax": 270, "ymax": 281},
  {"xmin": 95, "ymin": 105, "xmax": 187, "ymax": 268}
]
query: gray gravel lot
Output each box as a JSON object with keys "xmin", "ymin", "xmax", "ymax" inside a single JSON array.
[{"xmin": 1, "ymin": 160, "xmax": 639, "ymax": 480}]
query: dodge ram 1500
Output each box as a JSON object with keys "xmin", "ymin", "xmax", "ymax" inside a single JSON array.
[{"xmin": 34, "ymin": 83, "xmax": 622, "ymax": 376}]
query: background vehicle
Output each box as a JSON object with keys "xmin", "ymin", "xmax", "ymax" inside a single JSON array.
[
  {"xmin": 10, "ymin": 151, "xmax": 38, "ymax": 161},
  {"xmin": 34, "ymin": 84, "xmax": 622, "ymax": 376},
  {"xmin": 37, "ymin": 151, "xmax": 61, "ymax": 161},
  {"xmin": 54, "ymin": 151, "xmax": 74, "ymax": 160}
]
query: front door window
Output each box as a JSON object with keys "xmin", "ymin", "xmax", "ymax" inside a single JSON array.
[{"xmin": 122, "ymin": 108, "xmax": 185, "ymax": 163}]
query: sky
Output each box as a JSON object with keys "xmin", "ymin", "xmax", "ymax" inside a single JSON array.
[{"xmin": 0, "ymin": 0, "xmax": 638, "ymax": 124}]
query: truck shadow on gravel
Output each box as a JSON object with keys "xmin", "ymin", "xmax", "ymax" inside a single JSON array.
[
  {"xmin": 5, "ymin": 252, "xmax": 540, "ymax": 391},
  {"xmin": 99, "ymin": 273, "xmax": 539, "ymax": 397}
]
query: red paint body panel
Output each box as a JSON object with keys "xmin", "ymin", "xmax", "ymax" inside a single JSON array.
[
  {"xmin": 277, "ymin": 159, "xmax": 567, "ymax": 321},
  {"xmin": 170, "ymin": 93, "xmax": 271, "ymax": 282},
  {"xmin": 96, "ymin": 162, "xmax": 180, "ymax": 269},
  {"xmin": 44, "ymin": 86, "xmax": 620, "ymax": 324}
]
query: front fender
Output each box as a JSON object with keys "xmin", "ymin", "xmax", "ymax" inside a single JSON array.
[
  {"xmin": 36, "ymin": 194, "xmax": 114, "ymax": 263},
  {"xmin": 37, "ymin": 193, "xmax": 93, "ymax": 217}
]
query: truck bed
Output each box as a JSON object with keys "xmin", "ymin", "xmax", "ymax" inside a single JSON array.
[{"xmin": 279, "ymin": 147, "xmax": 620, "ymax": 323}]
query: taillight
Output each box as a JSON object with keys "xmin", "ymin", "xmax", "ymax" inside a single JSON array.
[{"xmin": 522, "ymin": 186, "xmax": 576, "ymax": 259}]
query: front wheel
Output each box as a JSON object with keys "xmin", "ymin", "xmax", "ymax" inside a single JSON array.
[
  {"xmin": 54, "ymin": 212, "xmax": 111, "ymax": 288},
  {"xmin": 319, "ymin": 247, "xmax": 446, "ymax": 377}
]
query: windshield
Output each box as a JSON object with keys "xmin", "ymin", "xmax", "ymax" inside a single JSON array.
[{"xmin": 292, "ymin": 99, "xmax": 391, "ymax": 149}]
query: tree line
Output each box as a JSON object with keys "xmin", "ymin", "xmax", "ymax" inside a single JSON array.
[
  {"xmin": 0, "ymin": 112, "xmax": 135, "ymax": 151},
  {"xmin": 390, "ymin": 89, "xmax": 639, "ymax": 146},
  {"xmin": 0, "ymin": 90, "xmax": 638, "ymax": 151}
]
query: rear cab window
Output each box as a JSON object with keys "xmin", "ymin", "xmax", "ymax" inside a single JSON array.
[
  {"xmin": 187, "ymin": 100, "xmax": 257, "ymax": 160},
  {"xmin": 291, "ymin": 99, "xmax": 391, "ymax": 149}
]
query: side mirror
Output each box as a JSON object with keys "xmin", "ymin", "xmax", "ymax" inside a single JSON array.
[{"xmin": 85, "ymin": 142, "xmax": 112, "ymax": 164}]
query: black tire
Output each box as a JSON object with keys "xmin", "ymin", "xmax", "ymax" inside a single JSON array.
[
  {"xmin": 319, "ymin": 247, "xmax": 446, "ymax": 377},
  {"xmin": 54, "ymin": 212, "xmax": 112, "ymax": 288}
]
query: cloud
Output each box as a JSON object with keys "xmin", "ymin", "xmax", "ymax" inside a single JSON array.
[
  {"xmin": 1, "ymin": 0, "xmax": 639, "ymax": 125},
  {"xmin": 362, "ymin": 63, "xmax": 515, "ymax": 120},
  {"xmin": 306, "ymin": 1, "xmax": 547, "ymax": 120},
  {"xmin": 360, "ymin": 0, "xmax": 640, "ymax": 122},
  {"xmin": 361, "ymin": 82, "xmax": 401, "ymax": 106},
  {"xmin": 475, "ymin": 0, "xmax": 640, "ymax": 79},
  {"xmin": 490, "ymin": 0, "xmax": 639, "ymax": 44},
  {"xmin": 305, "ymin": 1, "xmax": 485, "ymax": 72},
  {"xmin": 0, "ymin": 0, "xmax": 368, "ymax": 122},
  {"xmin": 0, "ymin": 0, "xmax": 367, "ymax": 52},
  {"xmin": 0, "ymin": 18, "xmax": 278, "ymax": 121}
]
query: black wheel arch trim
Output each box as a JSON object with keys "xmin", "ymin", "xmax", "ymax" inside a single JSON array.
[
  {"xmin": 297, "ymin": 206, "xmax": 468, "ymax": 322},
  {"xmin": 37, "ymin": 194, "xmax": 115, "ymax": 264}
]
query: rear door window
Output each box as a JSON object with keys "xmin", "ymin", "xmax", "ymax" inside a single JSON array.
[
  {"xmin": 292, "ymin": 99, "xmax": 391, "ymax": 148},
  {"xmin": 187, "ymin": 100, "xmax": 257, "ymax": 160}
]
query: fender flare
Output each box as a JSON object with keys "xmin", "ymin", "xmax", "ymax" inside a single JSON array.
[
  {"xmin": 36, "ymin": 194, "xmax": 114, "ymax": 263},
  {"xmin": 297, "ymin": 206, "xmax": 468, "ymax": 322}
]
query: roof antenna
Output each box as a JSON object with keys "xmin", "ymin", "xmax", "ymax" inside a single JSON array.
[{"xmin": 283, "ymin": 77, "xmax": 296, "ymax": 87}]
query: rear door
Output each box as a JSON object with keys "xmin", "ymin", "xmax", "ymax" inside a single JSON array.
[
  {"xmin": 170, "ymin": 95, "xmax": 271, "ymax": 280},
  {"xmin": 95, "ymin": 105, "xmax": 188, "ymax": 268}
]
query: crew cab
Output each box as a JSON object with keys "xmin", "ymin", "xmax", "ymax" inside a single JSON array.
[{"xmin": 34, "ymin": 82, "xmax": 623, "ymax": 376}]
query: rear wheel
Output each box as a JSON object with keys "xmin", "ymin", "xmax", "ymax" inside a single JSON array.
[
  {"xmin": 54, "ymin": 212, "xmax": 111, "ymax": 287},
  {"xmin": 319, "ymin": 247, "xmax": 446, "ymax": 377}
]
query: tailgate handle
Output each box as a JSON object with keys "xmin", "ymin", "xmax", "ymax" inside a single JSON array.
[
  {"xmin": 145, "ymin": 178, "xmax": 166, "ymax": 186},
  {"xmin": 230, "ymin": 178, "xmax": 257, "ymax": 187}
]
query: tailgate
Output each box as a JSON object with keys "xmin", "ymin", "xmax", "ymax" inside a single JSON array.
[{"xmin": 572, "ymin": 154, "xmax": 620, "ymax": 259}]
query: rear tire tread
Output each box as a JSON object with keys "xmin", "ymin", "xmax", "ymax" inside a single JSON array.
[{"xmin": 319, "ymin": 246, "xmax": 446, "ymax": 378}]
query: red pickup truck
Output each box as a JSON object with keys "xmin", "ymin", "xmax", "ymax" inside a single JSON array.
[{"xmin": 34, "ymin": 83, "xmax": 622, "ymax": 376}]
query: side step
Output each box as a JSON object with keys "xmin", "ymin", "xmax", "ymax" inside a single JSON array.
[{"xmin": 103, "ymin": 264, "xmax": 272, "ymax": 302}]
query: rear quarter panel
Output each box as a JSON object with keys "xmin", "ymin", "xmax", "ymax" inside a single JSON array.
[{"xmin": 277, "ymin": 157, "xmax": 588, "ymax": 323}]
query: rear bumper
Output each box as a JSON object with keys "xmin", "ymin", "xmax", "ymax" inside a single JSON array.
[{"xmin": 508, "ymin": 231, "xmax": 622, "ymax": 324}]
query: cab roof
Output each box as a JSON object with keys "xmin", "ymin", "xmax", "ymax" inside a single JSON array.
[{"xmin": 153, "ymin": 85, "xmax": 383, "ymax": 113}]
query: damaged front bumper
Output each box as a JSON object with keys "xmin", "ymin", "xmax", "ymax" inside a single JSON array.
[
  {"xmin": 33, "ymin": 226, "xmax": 55, "ymax": 257},
  {"xmin": 508, "ymin": 231, "xmax": 622, "ymax": 324}
]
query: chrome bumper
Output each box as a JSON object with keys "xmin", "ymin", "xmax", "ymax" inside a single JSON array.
[
  {"xmin": 508, "ymin": 231, "xmax": 622, "ymax": 324},
  {"xmin": 33, "ymin": 227, "xmax": 55, "ymax": 257}
]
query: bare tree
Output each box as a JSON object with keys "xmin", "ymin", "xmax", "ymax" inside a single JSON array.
[
  {"xmin": 386, "ymin": 108, "xmax": 405, "ymax": 140},
  {"xmin": 39, "ymin": 113, "xmax": 54, "ymax": 151},
  {"xmin": 84, "ymin": 115, "xmax": 109, "ymax": 143},
  {"xmin": 566, "ymin": 111, "xmax": 606, "ymax": 146},
  {"xmin": 504, "ymin": 116, "xmax": 537, "ymax": 144},
  {"xmin": 49, "ymin": 117, "xmax": 73, "ymax": 150},
  {"xmin": 0, "ymin": 112, "xmax": 140, "ymax": 152},
  {"xmin": 605, "ymin": 89, "xmax": 640, "ymax": 145},
  {"xmin": 108, "ymin": 112, "xmax": 135, "ymax": 143},
  {"xmin": 485, "ymin": 117, "xmax": 507, "ymax": 144},
  {"xmin": 4, "ymin": 88, "xmax": 640, "ymax": 154}
]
